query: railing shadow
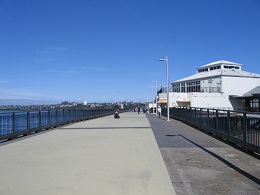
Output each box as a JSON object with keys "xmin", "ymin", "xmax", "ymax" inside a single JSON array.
[{"xmin": 178, "ymin": 134, "xmax": 260, "ymax": 185}]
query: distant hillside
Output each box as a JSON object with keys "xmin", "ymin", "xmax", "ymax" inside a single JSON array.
[{"xmin": 0, "ymin": 99, "xmax": 63, "ymax": 105}]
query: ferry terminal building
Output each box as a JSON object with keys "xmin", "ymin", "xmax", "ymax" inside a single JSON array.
[{"xmin": 158, "ymin": 60, "xmax": 260, "ymax": 111}]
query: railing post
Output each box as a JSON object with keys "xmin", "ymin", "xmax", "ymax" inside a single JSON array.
[
  {"xmin": 12, "ymin": 113, "xmax": 15, "ymax": 140},
  {"xmin": 194, "ymin": 108, "xmax": 197, "ymax": 124},
  {"xmin": 188, "ymin": 107, "xmax": 191, "ymax": 123},
  {"xmin": 243, "ymin": 113, "xmax": 247, "ymax": 151},
  {"xmin": 206, "ymin": 109, "xmax": 209, "ymax": 133},
  {"xmin": 181, "ymin": 107, "xmax": 184, "ymax": 119},
  {"xmin": 80, "ymin": 108, "xmax": 82, "ymax": 119},
  {"xmin": 39, "ymin": 111, "xmax": 42, "ymax": 131},
  {"xmin": 207, "ymin": 109, "xmax": 209, "ymax": 123},
  {"xmin": 48, "ymin": 110, "xmax": 51, "ymax": 126},
  {"xmin": 227, "ymin": 111, "xmax": 231, "ymax": 143},
  {"xmin": 56, "ymin": 110, "xmax": 58, "ymax": 124},
  {"xmin": 216, "ymin": 110, "xmax": 219, "ymax": 138},
  {"xmin": 80, "ymin": 109, "xmax": 82, "ymax": 119},
  {"xmin": 27, "ymin": 111, "xmax": 30, "ymax": 134},
  {"xmin": 199, "ymin": 108, "xmax": 203, "ymax": 129}
]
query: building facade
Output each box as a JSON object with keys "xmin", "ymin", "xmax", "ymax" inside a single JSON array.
[{"xmin": 158, "ymin": 60, "xmax": 260, "ymax": 111}]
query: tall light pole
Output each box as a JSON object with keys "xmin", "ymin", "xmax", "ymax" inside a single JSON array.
[
  {"xmin": 159, "ymin": 56, "xmax": 170, "ymax": 121},
  {"xmin": 152, "ymin": 80, "xmax": 158, "ymax": 116},
  {"xmin": 150, "ymin": 86, "xmax": 154, "ymax": 114}
]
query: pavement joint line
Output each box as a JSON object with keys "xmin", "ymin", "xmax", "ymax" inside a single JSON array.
[{"xmin": 58, "ymin": 126, "xmax": 151, "ymax": 130}]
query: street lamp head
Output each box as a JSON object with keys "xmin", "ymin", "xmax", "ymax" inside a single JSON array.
[{"xmin": 159, "ymin": 59, "xmax": 165, "ymax": 61}]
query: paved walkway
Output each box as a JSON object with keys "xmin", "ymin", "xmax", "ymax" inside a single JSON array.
[
  {"xmin": 146, "ymin": 113, "xmax": 260, "ymax": 195},
  {"xmin": 0, "ymin": 112, "xmax": 176, "ymax": 195},
  {"xmin": 1, "ymin": 111, "xmax": 259, "ymax": 195}
]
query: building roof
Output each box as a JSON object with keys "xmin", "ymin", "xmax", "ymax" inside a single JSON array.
[
  {"xmin": 197, "ymin": 60, "xmax": 242, "ymax": 69},
  {"xmin": 243, "ymin": 86, "xmax": 260, "ymax": 96},
  {"xmin": 172, "ymin": 68, "xmax": 260, "ymax": 84},
  {"xmin": 231, "ymin": 86, "xmax": 260, "ymax": 98}
]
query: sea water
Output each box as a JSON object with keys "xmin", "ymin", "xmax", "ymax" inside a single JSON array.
[{"xmin": 0, "ymin": 109, "xmax": 81, "ymax": 136}]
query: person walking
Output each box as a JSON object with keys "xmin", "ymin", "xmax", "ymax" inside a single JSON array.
[
  {"xmin": 137, "ymin": 106, "xmax": 140, "ymax": 114},
  {"xmin": 157, "ymin": 106, "xmax": 161, "ymax": 118}
]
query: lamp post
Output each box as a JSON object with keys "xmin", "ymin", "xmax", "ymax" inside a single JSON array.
[
  {"xmin": 150, "ymin": 86, "xmax": 154, "ymax": 114},
  {"xmin": 152, "ymin": 80, "xmax": 158, "ymax": 116},
  {"xmin": 159, "ymin": 56, "xmax": 170, "ymax": 121}
]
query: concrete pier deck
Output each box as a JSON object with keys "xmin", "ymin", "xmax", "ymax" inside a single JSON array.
[
  {"xmin": 0, "ymin": 112, "xmax": 176, "ymax": 195},
  {"xmin": 146, "ymin": 113, "xmax": 260, "ymax": 195},
  {"xmin": 0, "ymin": 111, "xmax": 259, "ymax": 195}
]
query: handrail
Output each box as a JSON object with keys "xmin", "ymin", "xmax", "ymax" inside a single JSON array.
[
  {"xmin": 0, "ymin": 108, "xmax": 116, "ymax": 143},
  {"xmin": 161, "ymin": 107, "xmax": 260, "ymax": 154}
]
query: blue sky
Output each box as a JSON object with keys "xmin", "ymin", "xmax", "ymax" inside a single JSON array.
[{"xmin": 0, "ymin": 0, "xmax": 260, "ymax": 103}]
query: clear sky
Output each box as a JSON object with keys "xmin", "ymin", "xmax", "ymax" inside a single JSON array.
[{"xmin": 0, "ymin": 0, "xmax": 260, "ymax": 103}]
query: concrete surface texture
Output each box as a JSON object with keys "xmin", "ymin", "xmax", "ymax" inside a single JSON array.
[
  {"xmin": 146, "ymin": 113, "xmax": 260, "ymax": 195},
  {"xmin": 0, "ymin": 112, "xmax": 176, "ymax": 195}
]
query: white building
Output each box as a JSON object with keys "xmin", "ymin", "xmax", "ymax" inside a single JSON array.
[
  {"xmin": 146, "ymin": 102, "xmax": 156, "ymax": 113},
  {"xmin": 158, "ymin": 60, "xmax": 260, "ymax": 111}
]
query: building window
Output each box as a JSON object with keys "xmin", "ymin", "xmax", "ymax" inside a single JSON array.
[
  {"xmin": 173, "ymin": 81, "xmax": 201, "ymax": 93},
  {"xmin": 185, "ymin": 81, "xmax": 200, "ymax": 92},
  {"xmin": 250, "ymin": 99, "xmax": 259, "ymax": 108},
  {"xmin": 173, "ymin": 84, "xmax": 180, "ymax": 92},
  {"xmin": 224, "ymin": 65, "xmax": 239, "ymax": 69},
  {"xmin": 210, "ymin": 66, "xmax": 221, "ymax": 71},
  {"xmin": 198, "ymin": 68, "xmax": 208, "ymax": 73},
  {"xmin": 196, "ymin": 81, "xmax": 201, "ymax": 92},
  {"xmin": 181, "ymin": 83, "xmax": 186, "ymax": 92},
  {"xmin": 249, "ymin": 98, "xmax": 260, "ymax": 111}
]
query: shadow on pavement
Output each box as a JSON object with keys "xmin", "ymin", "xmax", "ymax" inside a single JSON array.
[{"xmin": 178, "ymin": 134, "xmax": 260, "ymax": 186}]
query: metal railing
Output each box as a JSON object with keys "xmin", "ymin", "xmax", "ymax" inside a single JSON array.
[
  {"xmin": 0, "ymin": 108, "xmax": 115, "ymax": 142},
  {"xmin": 162, "ymin": 107, "xmax": 260, "ymax": 154}
]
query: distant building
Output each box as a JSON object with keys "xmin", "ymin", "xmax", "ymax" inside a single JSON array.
[
  {"xmin": 145, "ymin": 102, "xmax": 156, "ymax": 113},
  {"xmin": 158, "ymin": 60, "xmax": 260, "ymax": 111},
  {"xmin": 83, "ymin": 100, "xmax": 87, "ymax": 105}
]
